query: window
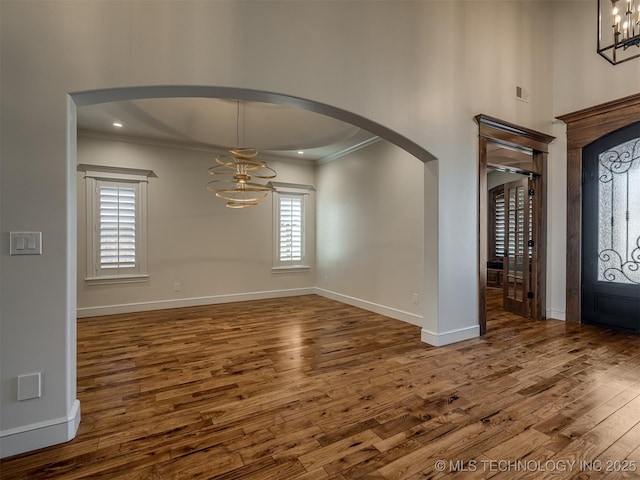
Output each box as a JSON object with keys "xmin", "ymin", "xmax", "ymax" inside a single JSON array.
[
  {"xmin": 272, "ymin": 183, "xmax": 313, "ymax": 272},
  {"xmin": 80, "ymin": 165, "xmax": 153, "ymax": 284},
  {"xmin": 98, "ymin": 183, "xmax": 137, "ymax": 271},
  {"xmin": 279, "ymin": 194, "xmax": 304, "ymax": 263}
]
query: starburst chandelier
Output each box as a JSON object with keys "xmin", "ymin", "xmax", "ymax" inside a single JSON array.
[
  {"xmin": 207, "ymin": 101, "xmax": 277, "ymax": 209},
  {"xmin": 598, "ymin": 0, "xmax": 640, "ymax": 64}
]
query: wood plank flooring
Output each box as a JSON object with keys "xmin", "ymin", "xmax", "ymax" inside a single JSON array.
[{"xmin": 2, "ymin": 293, "xmax": 640, "ymax": 479}]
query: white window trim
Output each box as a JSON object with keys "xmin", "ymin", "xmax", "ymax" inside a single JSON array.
[
  {"xmin": 79, "ymin": 164, "xmax": 153, "ymax": 285},
  {"xmin": 271, "ymin": 182, "xmax": 314, "ymax": 273}
]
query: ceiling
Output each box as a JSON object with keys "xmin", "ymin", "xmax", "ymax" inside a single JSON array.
[{"xmin": 77, "ymin": 97, "xmax": 379, "ymax": 163}]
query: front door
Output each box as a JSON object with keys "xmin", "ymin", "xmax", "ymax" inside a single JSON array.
[
  {"xmin": 582, "ymin": 123, "xmax": 640, "ymax": 333},
  {"xmin": 503, "ymin": 178, "xmax": 532, "ymax": 317}
]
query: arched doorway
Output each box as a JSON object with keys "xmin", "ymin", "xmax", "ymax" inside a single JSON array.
[
  {"xmin": 69, "ymin": 85, "xmax": 437, "ymax": 332},
  {"xmin": 71, "ymin": 86, "xmax": 435, "ymax": 163}
]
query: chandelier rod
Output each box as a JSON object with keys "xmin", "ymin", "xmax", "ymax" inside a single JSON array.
[{"xmin": 236, "ymin": 99, "xmax": 240, "ymax": 148}]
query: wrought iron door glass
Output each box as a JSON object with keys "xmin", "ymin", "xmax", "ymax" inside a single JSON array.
[{"xmin": 597, "ymin": 137, "xmax": 640, "ymax": 285}]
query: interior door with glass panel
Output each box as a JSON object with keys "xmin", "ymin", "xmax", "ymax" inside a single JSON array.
[
  {"xmin": 503, "ymin": 178, "xmax": 532, "ymax": 317},
  {"xmin": 582, "ymin": 123, "xmax": 640, "ymax": 333}
]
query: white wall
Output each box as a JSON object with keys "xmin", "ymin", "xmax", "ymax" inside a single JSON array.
[
  {"xmin": 411, "ymin": 1, "xmax": 555, "ymax": 344},
  {"xmin": 77, "ymin": 135, "xmax": 315, "ymax": 315},
  {"xmin": 316, "ymin": 140, "xmax": 424, "ymax": 324},
  {"xmin": 0, "ymin": 0, "xmax": 571, "ymax": 456},
  {"xmin": 552, "ymin": 1, "xmax": 640, "ymax": 116}
]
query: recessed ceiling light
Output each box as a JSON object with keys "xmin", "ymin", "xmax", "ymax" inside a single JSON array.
[
  {"xmin": 113, "ymin": 122, "xmax": 123, "ymax": 128},
  {"xmin": 297, "ymin": 151, "xmax": 304, "ymax": 155}
]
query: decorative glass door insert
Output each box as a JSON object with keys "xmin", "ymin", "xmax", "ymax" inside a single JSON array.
[
  {"xmin": 582, "ymin": 123, "xmax": 640, "ymax": 333},
  {"xmin": 597, "ymin": 137, "xmax": 640, "ymax": 285}
]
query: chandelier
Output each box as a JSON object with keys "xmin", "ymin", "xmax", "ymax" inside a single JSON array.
[
  {"xmin": 207, "ymin": 147, "xmax": 276, "ymax": 208},
  {"xmin": 598, "ymin": 0, "xmax": 640, "ymax": 64},
  {"xmin": 207, "ymin": 101, "xmax": 277, "ymax": 209}
]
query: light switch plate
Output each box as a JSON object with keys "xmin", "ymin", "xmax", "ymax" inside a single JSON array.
[
  {"xmin": 18, "ymin": 373, "xmax": 42, "ymax": 401},
  {"xmin": 10, "ymin": 232, "xmax": 42, "ymax": 255}
]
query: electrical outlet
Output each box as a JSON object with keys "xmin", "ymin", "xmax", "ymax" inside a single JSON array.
[
  {"xmin": 173, "ymin": 283, "xmax": 181, "ymax": 292},
  {"xmin": 323, "ymin": 276, "xmax": 329, "ymax": 285},
  {"xmin": 412, "ymin": 293, "xmax": 420, "ymax": 305}
]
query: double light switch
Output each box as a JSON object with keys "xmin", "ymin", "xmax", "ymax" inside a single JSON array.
[{"xmin": 10, "ymin": 232, "xmax": 42, "ymax": 255}]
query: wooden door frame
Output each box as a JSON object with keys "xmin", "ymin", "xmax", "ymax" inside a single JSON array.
[
  {"xmin": 557, "ymin": 93, "xmax": 640, "ymax": 323},
  {"xmin": 475, "ymin": 114, "xmax": 555, "ymax": 335}
]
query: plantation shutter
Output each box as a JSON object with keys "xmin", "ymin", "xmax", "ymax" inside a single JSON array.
[
  {"xmin": 495, "ymin": 190, "xmax": 505, "ymax": 257},
  {"xmin": 279, "ymin": 195, "xmax": 303, "ymax": 263},
  {"xmin": 99, "ymin": 184, "xmax": 136, "ymax": 270}
]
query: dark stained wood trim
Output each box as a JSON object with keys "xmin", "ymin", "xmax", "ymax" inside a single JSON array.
[
  {"xmin": 558, "ymin": 92, "xmax": 640, "ymax": 145},
  {"xmin": 532, "ymin": 151, "xmax": 548, "ymax": 321},
  {"xmin": 478, "ymin": 136, "xmax": 489, "ymax": 336},
  {"xmin": 565, "ymin": 149, "xmax": 583, "ymax": 324},
  {"xmin": 557, "ymin": 93, "xmax": 640, "ymax": 323},
  {"xmin": 476, "ymin": 114, "xmax": 555, "ymax": 153},
  {"xmin": 475, "ymin": 115, "xmax": 555, "ymax": 335}
]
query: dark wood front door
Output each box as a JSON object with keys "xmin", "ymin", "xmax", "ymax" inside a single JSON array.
[
  {"xmin": 503, "ymin": 178, "xmax": 532, "ymax": 317},
  {"xmin": 582, "ymin": 122, "xmax": 640, "ymax": 333}
]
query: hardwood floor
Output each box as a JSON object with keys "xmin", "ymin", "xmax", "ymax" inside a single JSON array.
[{"xmin": 2, "ymin": 294, "xmax": 640, "ymax": 479}]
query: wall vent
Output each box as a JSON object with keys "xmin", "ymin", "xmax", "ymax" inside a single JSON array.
[{"xmin": 515, "ymin": 86, "xmax": 530, "ymax": 103}]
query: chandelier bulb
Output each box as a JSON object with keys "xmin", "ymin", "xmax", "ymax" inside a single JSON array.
[{"xmin": 599, "ymin": 0, "xmax": 640, "ymax": 63}]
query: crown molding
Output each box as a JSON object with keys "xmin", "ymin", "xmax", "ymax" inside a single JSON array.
[{"xmin": 316, "ymin": 136, "xmax": 382, "ymax": 165}]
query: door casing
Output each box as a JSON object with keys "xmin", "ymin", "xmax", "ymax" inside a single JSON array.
[
  {"xmin": 558, "ymin": 93, "xmax": 640, "ymax": 324},
  {"xmin": 476, "ymin": 114, "xmax": 555, "ymax": 335}
]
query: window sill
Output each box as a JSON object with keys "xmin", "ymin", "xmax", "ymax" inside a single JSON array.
[
  {"xmin": 85, "ymin": 274, "xmax": 149, "ymax": 286},
  {"xmin": 272, "ymin": 266, "xmax": 311, "ymax": 274}
]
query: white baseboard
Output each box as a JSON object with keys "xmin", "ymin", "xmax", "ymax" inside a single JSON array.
[
  {"xmin": 1, "ymin": 399, "xmax": 80, "ymax": 459},
  {"xmin": 546, "ymin": 309, "xmax": 566, "ymax": 321},
  {"xmin": 77, "ymin": 288, "xmax": 316, "ymax": 318},
  {"xmin": 421, "ymin": 325, "xmax": 480, "ymax": 347},
  {"xmin": 314, "ymin": 288, "xmax": 423, "ymax": 326}
]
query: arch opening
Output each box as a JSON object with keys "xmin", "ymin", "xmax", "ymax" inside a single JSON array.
[{"xmin": 71, "ymin": 85, "xmax": 436, "ymax": 164}]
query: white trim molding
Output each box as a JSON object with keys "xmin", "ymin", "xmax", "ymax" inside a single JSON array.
[
  {"xmin": 77, "ymin": 163, "xmax": 154, "ymax": 182},
  {"xmin": 0, "ymin": 399, "xmax": 80, "ymax": 459},
  {"xmin": 85, "ymin": 274, "xmax": 150, "ymax": 286},
  {"xmin": 77, "ymin": 288, "xmax": 316, "ymax": 318},
  {"xmin": 268, "ymin": 181, "xmax": 316, "ymax": 192},
  {"xmin": 317, "ymin": 136, "xmax": 382, "ymax": 164},
  {"xmin": 79, "ymin": 288, "xmax": 425, "ymax": 325},
  {"xmin": 272, "ymin": 184, "xmax": 312, "ymax": 271},
  {"xmin": 315, "ymin": 288, "xmax": 423, "ymax": 326},
  {"xmin": 79, "ymin": 164, "xmax": 153, "ymax": 283},
  {"xmin": 421, "ymin": 325, "xmax": 480, "ymax": 347},
  {"xmin": 272, "ymin": 266, "xmax": 311, "ymax": 274}
]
